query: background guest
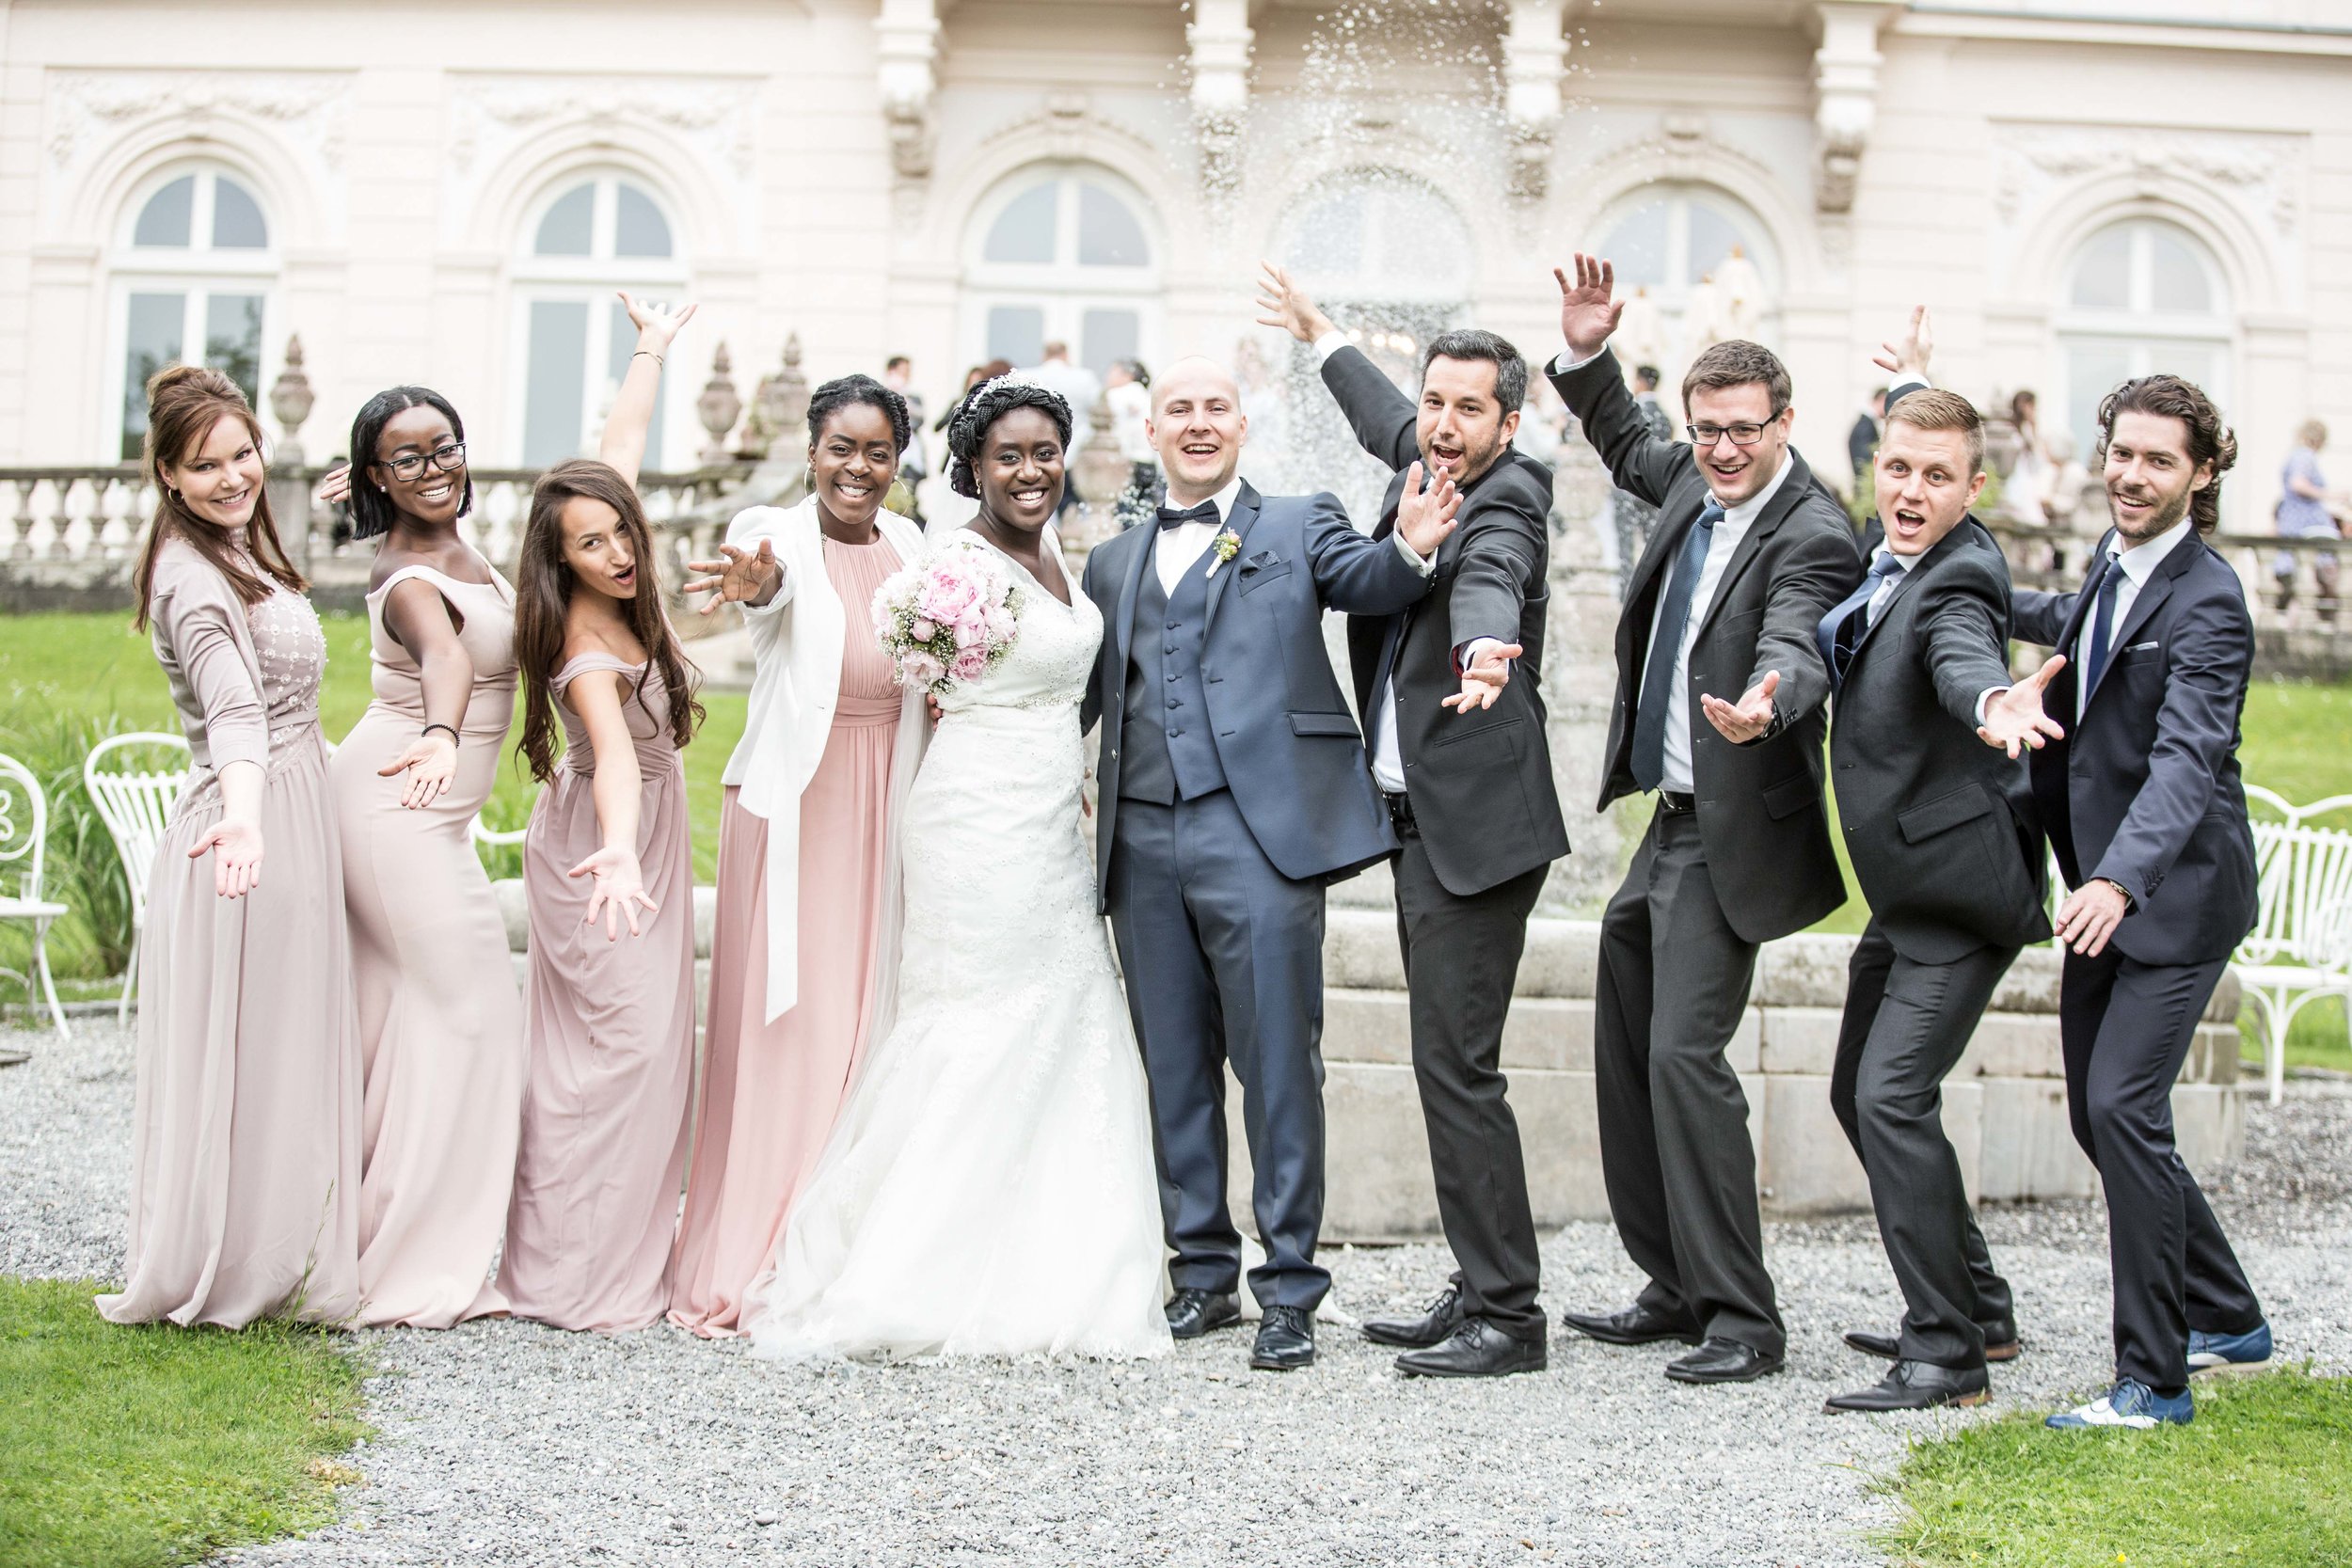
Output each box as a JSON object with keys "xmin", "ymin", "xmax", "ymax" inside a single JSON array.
[
  {"xmin": 882, "ymin": 356, "xmax": 929, "ymax": 524},
  {"xmin": 1849, "ymin": 386, "xmax": 1886, "ymax": 490},
  {"xmin": 98, "ymin": 365, "xmax": 364, "ymax": 1331},
  {"xmin": 1103, "ymin": 357, "xmax": 1159, "ymax": 525},
  {"xmin": 2275, "ymin": 419, "xmax": 2341, "ymax": 623},
  {"xmin": 666, "ymin": 374, "xmax": 928, "ymax": 1337},
  {"xmin": 498, "ymin": 316, "xmax": 703, "ymax": 1333}
]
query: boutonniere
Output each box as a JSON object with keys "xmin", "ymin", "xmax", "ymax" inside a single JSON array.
[{"xmin": 1205, "ymin": 529, "xmax": 1243, "ymax": 579}]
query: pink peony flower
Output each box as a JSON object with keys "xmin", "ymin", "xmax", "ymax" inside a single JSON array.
[
  {"xmin": 902, "ymin": 651, "xmax": 945, "ymax": 689},
  {"xmin": 951, "ymin": 647, "xmax": 989, "ymax": 683},
  {"xmin": 911, "ymin": 616, "xmax": 936, "ymax": 641}
]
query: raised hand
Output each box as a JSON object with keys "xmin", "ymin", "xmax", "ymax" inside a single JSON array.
[
  {"xmin": 313, "ymin": 463, "xmax": 353, "ymax": 509},
  {"xmin": 682, "ymin": 539, "xmax": 784, "ymax": 615},
  {"xmin": 1442, "ymin": 641, "xmax": 1522, "ymax": 714},
  {"xmin": 571, "ymin": 844, "xmax": 658, "ymax": 940},
  {"xmin": 1872, "ymin": 305, "xmax": 1935, "ymax": 384},
  {"xmin": 1553, "ymin": 254, "xmax": 1627, "ymax": 364},
  {"xmin": 1253, "ymin": 261, "xmax": 1335, "ymax": 345},
  {"xmin": 1978, "ymin": 654, "xmax": 2068, "ymax": 758},
  {"xmin": 1699, "ymin": 670, "xmax": 1780, "ymax": 743},
  {"xmin": 188, "ymin": 816, "xmax": 263, "ymax": 899},
  {"xmin": 621, "ymin": 292, "xmax": 698, "ymax": 359},
  {"xmin": 378, "ymin": 730, "xmax": 458, "ymax": 809},
  {"xmin": 1394, "ymin": 462, "xmax": 1462, "ymax": 560}
]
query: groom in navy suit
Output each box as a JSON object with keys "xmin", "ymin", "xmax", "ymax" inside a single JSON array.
[{"xmin": 1081, "ymin": 356, "xmax": 1460, "ymax": 1371}]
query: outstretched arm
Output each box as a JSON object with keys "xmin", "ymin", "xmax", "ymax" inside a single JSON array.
[
  {"xmin": 1256, "ymin": 261, "xmax": 1420, "ymax": 470},
  {"xmin": 565, "ymin": 668, "xmax": 659, "ymax": 940},
  {"xmin": 1546, "ymin": 257, "xmax": 1684, "ymax": 506},
  {"xmin": 1306, "ymin": 473, "xmax": 1456, "ymax": 615},
  {"xmin": 600, "ymin": 293, "xmax": 698, "ymax": 487},
  {"xmin": 1704, "ymin": 517, "xmax": 1859, "ymax": 742}
]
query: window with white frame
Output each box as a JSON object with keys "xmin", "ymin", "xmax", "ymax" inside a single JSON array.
[
  {"xmin": 1595, "ymin": 184, "xmax": 1778, "ymax": 377},
  {"xmin": 112, "ymin": 168, "xmax": 275, "ymax": 460},
  {"xmin": 2056, "ymin": 218, "xmax": 2233, "ymax": 451},
  {"xmin": 514, "ymin": 175, "xmax": 684, "ymax": 468},
  {"xmin": 962, "ymin": 166, "xmax": 1158, "ymax": 376}
]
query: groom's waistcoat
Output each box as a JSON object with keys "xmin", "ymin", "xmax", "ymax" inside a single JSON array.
[{"xmin": 1119, "ymin": 552, "xmax": 1228, "ymax": 804}]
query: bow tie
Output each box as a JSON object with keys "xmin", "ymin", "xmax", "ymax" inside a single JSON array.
[{"xmin": 1156, "ymin": 500, "xmax": 1218, "ymax": 531}]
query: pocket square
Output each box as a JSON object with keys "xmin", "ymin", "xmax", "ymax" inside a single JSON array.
[
  {"xmin": 1239, "ymin": 550, "xmax": 1281, "ymax": 573},
  {"xmin": 2122, "ymin": 641, "xmax": 2159, "ymax": 654}
]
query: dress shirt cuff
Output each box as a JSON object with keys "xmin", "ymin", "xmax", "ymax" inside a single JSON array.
[
  {"xmin": 1552, "ymin": 344, "xmax": 1605, "ymax": 376},
  {"xmin": 1391, "ymin": 531, "xmax": 1438, "ymax": 577},
  {"xmin": 1454, "ymin": 637, "xmax": 1512, "ymax": 676},
  {"xmin": 1311, "ymin": 330, "xmax": 1351, "ymax": 365},
  {"xmin": 1974, "ymin": 687, "xmax": 2009, "ymax": 728}
]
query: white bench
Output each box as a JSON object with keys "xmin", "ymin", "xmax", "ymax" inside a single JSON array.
[{"xmin": 2236, "ymin": 785, "xmax": 2352, "ymax": 1105}]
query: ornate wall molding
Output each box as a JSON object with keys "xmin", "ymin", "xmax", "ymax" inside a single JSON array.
[
  {"xmin": 1810, "ymin": 2, "xmax": 1894, "ymax": 216},
  {"xmin": 1993, "ymin": 122, "xmax": 2302, "ymax": 237}
]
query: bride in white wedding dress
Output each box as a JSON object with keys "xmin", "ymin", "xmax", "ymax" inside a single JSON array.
[{"xmin": 747, "ymin": 382, "xmax": 1170, "ymax": 1362}]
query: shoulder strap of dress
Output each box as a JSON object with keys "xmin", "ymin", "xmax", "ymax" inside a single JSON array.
[{"xmin": 550, "ymin": 652, "xmax": 648, "ymax": 699}]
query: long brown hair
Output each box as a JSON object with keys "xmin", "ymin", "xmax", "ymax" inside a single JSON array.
[
  {"xmin": 132, "ymin": 364, "xmax": 307, "ymax": 629},
  {"xmin": 2094, "ymin": 374, "xmax": 2238, "ymax": 536},
  {"xmin": 513, "ymin": 458, "xmax": 704, "ymax": 784}
]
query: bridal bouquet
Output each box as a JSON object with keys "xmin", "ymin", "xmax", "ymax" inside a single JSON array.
[{"xmin": 871, "ymin": 541, "xmax": 1024, "ymax": 696}]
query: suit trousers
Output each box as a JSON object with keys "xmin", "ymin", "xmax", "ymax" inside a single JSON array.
[
  {"xmin": 2059, "ymin": 946, "xmax": 2264, "ymax": 1393},
  {"xmin": 1829, "ymin": 923, "xmax": 2019, "ymax": 1370},
  {"xmin": 1106, "ymin": 790, "xmax": 1331, "ymax": 1311},
  {"xmin": 1391, "ymin": 827, "xmax": 1549, "ymax": 1339},
  {"xmin": 1593, "ymin": 806, "xmax": 1785, "ymax": 1356}
]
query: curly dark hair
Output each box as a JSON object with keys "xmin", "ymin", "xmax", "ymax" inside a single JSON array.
[
  {"xmin": 347, "ymin": 385, "xmax": 473, "ymax": 541},
  {"xmin": 2094, "ymin": 374, "xmax": 2238, "ymax": 536},
  {"xmin": 945, "ymin": 377, "xmax": 1073, "ymax": 500},
  {"xmin": 807, "ymin": 373, "xmax": 912, "ymax": 454}
]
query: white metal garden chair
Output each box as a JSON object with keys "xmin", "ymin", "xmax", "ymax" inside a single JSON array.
[
  {"xmin": 0, "ymin": 750, "xmax": 73, "ymax": 1046},
  {"xmin": 83, "ymin": 732, "xmax": 192, "ymax": 1025},
  {"xmin": 2235, "ymin": 785, "xmax": 2352, "ymax": 1105}
]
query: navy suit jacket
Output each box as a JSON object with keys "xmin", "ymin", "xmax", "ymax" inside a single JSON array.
[
  {"xmin": 1080, "ymin": 482, "xmax": 1432, "ymax": 911},
  {"xmin": 2012, "ymin": 527, "xmax": 2260, "ymax": 967}
]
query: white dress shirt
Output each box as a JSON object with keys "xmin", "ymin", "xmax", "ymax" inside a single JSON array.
[{"xmin": 2073, "ymin": 515, "xmax": 2193, "ymax": 720}]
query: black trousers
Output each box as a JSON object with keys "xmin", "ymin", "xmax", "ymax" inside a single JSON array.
[
  {"xmin": 1593, "ymin": 806, "xmax": 1784, "ymax": 1356},
  {"xmin": 1392, "ymin": 821, "xmax": 1549, "ymax": 1340},
  {"xmin": 1830, "ymin": 923, "xmax": 2019, "ymax": 1370},
  {"xmin": 2059, "ymin": 945, "xmax": 2264, "ymax": 1394}
]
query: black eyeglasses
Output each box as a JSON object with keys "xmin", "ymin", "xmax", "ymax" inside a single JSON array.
[
  {"xmin": 1686, "ymin": 422, "xmax": 1772, "ymax": 448},
  {"xmin": 377, "ymin": 442, "xmax": 467, "ymax": 483}
]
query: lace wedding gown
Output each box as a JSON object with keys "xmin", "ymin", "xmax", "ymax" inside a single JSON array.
[{"xmin": 747, "ymin": 531, "xmax": 1171, "ymax": 1361}]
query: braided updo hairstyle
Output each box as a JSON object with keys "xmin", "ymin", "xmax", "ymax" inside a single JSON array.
[
  {"xmin": 944, "ymin": 376, "xmax": 1073, "ymax": 500},
  {"xmin": 806, "ymin": 372, "xmax": 912, "ymax": 453}
]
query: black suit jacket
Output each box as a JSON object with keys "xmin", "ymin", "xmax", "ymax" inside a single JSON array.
[
  {"xmin": 1549, "ymin": 346, "xmax": 1862, "ymax": 943},
  {"xmin": 2012, "ymin": 527, "xmax": 2260, "ymax": 967},
  {"xmin": 1320, "ymin": 345, "xmax": 1570, "ymax": 897},
  {"xmin": 1830, "ymin": 519, "xmax": 2052, "ymax": 964}
]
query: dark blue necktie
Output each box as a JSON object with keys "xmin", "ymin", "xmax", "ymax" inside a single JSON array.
[
  {"xmin": 1155, "ymin": 500, "xmax": 1217, "ymax": 531},
  {"xmin": 2083, "ymin": 550, "xmax": 2124, "ymax": 698},
  {"xmin": 1630, "ymin": 501, "xmax": 1724, "ymax": 791},
  {"xmin": 1815, "ymin": 551, "xmax": 1905, "ymax": 690}
]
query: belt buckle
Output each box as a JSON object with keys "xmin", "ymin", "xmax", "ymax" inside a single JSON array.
[
  {"xmin": 1386, "ymin": 790, "xmax": 1416, "ymax": 834},
  {"xmin": 1659, "ymin": 790, "xmax": 1695, "ymax": 815}
]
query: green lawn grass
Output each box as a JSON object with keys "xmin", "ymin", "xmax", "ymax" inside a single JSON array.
[
  {"xmin": 0, "ymin": 1277, "xmax": 369, "ymax": 1568},
  {"xmin": 1882, "ymin": 1369, "xmax": 2352, "ymax": 1568}
]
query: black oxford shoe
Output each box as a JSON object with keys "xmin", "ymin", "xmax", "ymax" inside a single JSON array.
[
  {"xmin": 1824, "ymin": 1358, "xmax": 1991, "ymax": 1414},
  {"xmin": 1561, "ymin": 1302, "xmax": 1703, "ymax": 1348},
  {"xmin": 1394, "ymin": 1318, "xmax": 1548, "ymax": 1379},
  {"xmin": 1250, "ymin": 1306, "xmax": 1315, "ymax": 1370},
  {"xmin": 1362, "ymin": 1283, "xmax": 1465, "ymax": 1348},
  {"xmin": 1165, "ymin": 1288, "xmax": 1241, "ymax": 1340},
  {"xmin": 1663, "ymin": 1337, "xmax": 1785, "ymax": 1385},
  {"xmin": 1845, "ymin": 1319, "xmax": 2019, "ymax": 1364}
]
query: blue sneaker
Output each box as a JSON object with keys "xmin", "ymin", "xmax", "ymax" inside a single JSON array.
[
  {"xmin": 2188, "ymin": 1322, "xmax": 2273, "ymax": 1374},
  {"xmin": 2044, "ymin": 1379, "xmax": 2194, "ymax": 1431}
]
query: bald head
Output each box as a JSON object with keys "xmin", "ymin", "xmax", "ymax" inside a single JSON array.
[{"xmin": 1148, "ymin": 356, "xmax": 1249, "ymax": 503}]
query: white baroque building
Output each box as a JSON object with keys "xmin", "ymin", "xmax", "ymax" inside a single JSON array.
[{"xmin": 1, "ymin": 0, "xmax": 2345, "ymax": 528}]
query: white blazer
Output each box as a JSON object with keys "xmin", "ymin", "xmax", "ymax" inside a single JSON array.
[{"xmin": 722, "ymin": 498, "xmax": 930, "ymax": 1021}]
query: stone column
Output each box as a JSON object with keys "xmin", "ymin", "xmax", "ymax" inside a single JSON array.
[
  {"xmin": 266, "ymin": 335, "xmax": 317, "ymax": 574},
  {"xmin": 1502, "ymin": 0, "xmax": 1567, "ymax": 206},
  {"xmin": 1187, "ymin": 0, "xmax": 1252, "ymax": 198}
]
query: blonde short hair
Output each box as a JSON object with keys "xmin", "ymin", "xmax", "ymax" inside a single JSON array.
[{"xmin": 1883, "ymin": 388, "xmax": 1985, "ymax": 475}]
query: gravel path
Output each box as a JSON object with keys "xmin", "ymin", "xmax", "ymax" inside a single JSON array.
[{"xmin": 5, "ymin": 1021, "xmax": 2346, "ymax": 1568}]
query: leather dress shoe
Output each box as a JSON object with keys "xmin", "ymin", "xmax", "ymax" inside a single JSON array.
[
  {"xmin": 1845, "ymin": 1318, "xmax": 2019, "ymax": 1364},
  {"xmin": 1663, "ymin": 1337, "xmax": 1785, "ymax": 1385},
  {"xmin": 1562, "ymin": 1303, "xmax": 1702, "ymax": 1348},
  {"xmin": 1824, "ymin": 1357, "xmax": 1991, "ymax": 1413},
  {"xmin": 1250, "ymin": 1305, "xmax": 1315, "ymax": 1370},
  {"xmin": 1362, "ymin": 1283, "xmax": 1465, "ymax": 1348},
  {"xmin": 1165, "ymin": 1288, "xmax": 1241, "ymax": 1340},
  {"xmin": 1394, "ymin": 1318, "xmax": 1547, "ymax": 1379}
]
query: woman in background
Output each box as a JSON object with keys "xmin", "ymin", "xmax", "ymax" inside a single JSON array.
[
  {"xmin": 100, "ymin": 365, "xmax": 362, "ymax": 1329},
  {"xmin": 665, "ymin": 374, "xmax": 928, "ymax": 1336},
  {"xmin": 496, "ymin": 315, "xmax": 702, "ymax": 1328}
]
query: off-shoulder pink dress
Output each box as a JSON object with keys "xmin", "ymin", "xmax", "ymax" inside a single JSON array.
[
  {"xmin": 330, "ymin": 562, "xmax": 526, "ymax": 1328},
  {"xmin": 497, "ymin": 654, "xmax": 694, "ymax": 1332},
  {"xmin": 667, "ymin": 532, "xmax": 903, "ymax": 1335},
  {"xmin": 98, "ymin": 538, "xmax": 364, "ymax": 1328}
]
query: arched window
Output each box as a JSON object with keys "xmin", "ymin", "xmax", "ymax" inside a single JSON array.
[
  {"xmin": 111, "ymin": 167, "xmax": 275, "ymax": 460},
  {"xmin": 2057, "ymin": 218, "xmax": 2232, "ymax": 450},
  {"xmin": 961, "ymin": 166, "xmax": 1158, "ymax": 375},
  {"xmin": 513, "ymin": 175, "xmax": 684, "ymax": 468},
  {"xmin": 1595, "ymin": 184, "xmax": 1778, "ymax": 378}
]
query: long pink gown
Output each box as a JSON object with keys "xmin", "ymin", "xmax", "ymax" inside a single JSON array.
[
  {"xmin": 99, "ymin": 539, "xmax": 364, "ymax": 1328},
  {"xmin": 497, "ymin": 655, "xmax": 694, "ymax": 1332},
  {"xmin": 667, "ymin": 532, "xmax": 903, "ymax": 1336},
  {"xmin": 330, "ymin": 562, "xmax": 526, "ymax": 1328}
]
